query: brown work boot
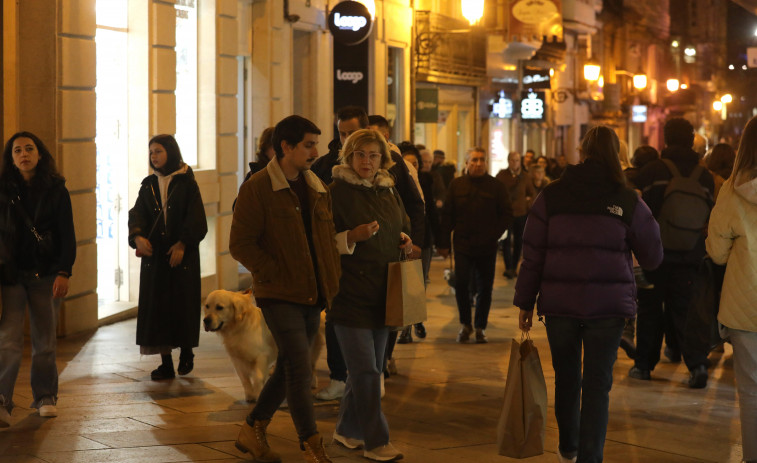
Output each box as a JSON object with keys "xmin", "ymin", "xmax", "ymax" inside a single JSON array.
[
  {"xmin": 301, "ymin": 433, "xmax": 332, "ymax": 462},
  {"xmin": 235, "ymin": 419, "xmax": 281, "ymax": 463}
]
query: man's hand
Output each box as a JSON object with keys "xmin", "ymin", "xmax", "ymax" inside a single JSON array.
[
  {"xmin": 519, "ymin": 309, "xmax": 533, "ymax": 332},
  {"xmin": 167, "ymin": 241, "xmax": 186, "ymax": 268},
  {"xmin": 347, "ymin": 221, "xmax": 379, "ymax": 246},
  {"xmin": 437, "ymin": 248, "xmax": 450, "ymax": 259},
  {"xmin": 135, "ymin": 236, "xmax": 153, "ymax": 257}
]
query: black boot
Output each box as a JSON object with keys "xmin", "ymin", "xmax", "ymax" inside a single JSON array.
[
  {"xmin": 151, "ymin": 354, "xmax": 176, "ymax": 380},
  {"xmin": 178, "ymin": 348, "xmax": 194, "ymax": 376}
]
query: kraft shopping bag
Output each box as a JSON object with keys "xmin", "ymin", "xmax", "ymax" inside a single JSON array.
[
  {"xmin": 497, "ymin": 336, "xmax": 547, "ymax": 458},
  {"xmin": 385, "ymin": 258, "xmax": 427, "ymax": 327}
]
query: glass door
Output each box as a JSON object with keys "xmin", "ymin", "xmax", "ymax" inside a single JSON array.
[{"xmin": 96, "ymin": 0, "xmax": 130, "ymax": 315}]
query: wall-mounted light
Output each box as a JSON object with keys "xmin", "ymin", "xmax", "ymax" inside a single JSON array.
[
  {"xmin": 461, "ymin": 0, "xmax": 484, "ymax": 26},
  {"xmin": 713, "ymin": 101, "xmax": 723, "ymax": 111},
  {"xmin": 721, "ymin": 94, "xmax": 733, "ymax": 103},
  {"xmin": 584, "ymin": 57, "xmax": 601, "ymax": 81},
  {"xmin": 684, "ymin": 47, "xmax": 696, "ymax": 57},
  {"xmin": 672, "ymin": 40, "xmax": 679, "ymax": 48},
  {"xmin": 633, "ymin": 72, "xmax": 648, "ymax": 90},
  {"xmin": 598, "ymin": 76, "xmax": 604, "ymax": 88},
  {"xmin": 680, "ymin": 84, "xmax": 688, "ymax": 89},
  {"xmin": 667, "ymin": 78, "xmax": 680, "ymax": 92},
  {"xmin": 729, "ymin": 64, "xmax": 735, "ymax": 70}
]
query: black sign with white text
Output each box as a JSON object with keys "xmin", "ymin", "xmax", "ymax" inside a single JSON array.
[
  {"xmin": 334, "ymin": 40, "xmax": 369, "ymax": 112},
  {"xmin": 328, "ymin": 1, "xmax": 373, "ymax": 45}
]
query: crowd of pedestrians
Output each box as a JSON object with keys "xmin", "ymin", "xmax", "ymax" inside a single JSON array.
[{"xmin": 1, "ymin": 110, "xmax": 755, "ymax": 463}]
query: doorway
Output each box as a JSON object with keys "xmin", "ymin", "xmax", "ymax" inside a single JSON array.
[{"xmin": 95, "ymin": 0, "xmax": 131, "ymax": 317}]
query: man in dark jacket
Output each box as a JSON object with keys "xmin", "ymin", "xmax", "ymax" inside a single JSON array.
[
  {"xmin": 310, "ymin": 106, "xmax": 425, "ymax": 400},
  {"xmin": 495, "ymin": 151, "xmax": 536, "ymax": 279},
  {"xmin": 630, "ymin": 117, "xmax": 715, "ymax": 388},
  {"xmin": 438, "ymin": 148, "xmax": 513, "ymax": 343}
]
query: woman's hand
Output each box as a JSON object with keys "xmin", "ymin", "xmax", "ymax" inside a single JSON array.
[
  {"xmin": 53, "ymin": 275, "xmax": 69, "ymax": 299},
  {"xmin": 519, "ymin": 309, "xmax": 533, "ymax": 332},
  {"xmin": 399, "ymin": 233, "xmax": 413, "ymax": 255},
  {"xmin": 135, "ymin": 236, "xmax": 153, "ymax": 257},
  {"xmin": 347, "ymin": 221, "xmax": 379, "ymax": 246},
  {"xmin": 167, "ymin": 241, "xmax": 186, "ymax": 267}
]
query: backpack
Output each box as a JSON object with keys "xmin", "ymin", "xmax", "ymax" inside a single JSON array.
[{"xmin": 657, "ymin": 159, "xmax": 711, "ymax": 251}]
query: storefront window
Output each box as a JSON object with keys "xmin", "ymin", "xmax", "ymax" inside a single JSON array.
[
  {"xmin": 96, "ymin": 0, "xmax": 130, "ymax": 313},
  {"xmin": 175, "ymin": 0, "xmax": 198, "ymax": 166}
]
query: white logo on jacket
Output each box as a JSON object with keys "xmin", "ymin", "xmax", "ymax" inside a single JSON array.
[{"xmin": 607, "ymin": 205, "xmax": 623, "ymax": 216}]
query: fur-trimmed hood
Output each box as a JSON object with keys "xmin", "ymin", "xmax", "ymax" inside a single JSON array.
[{"xmin": 331, "ymin": 164, "xmax": 395, "ymax": 189}]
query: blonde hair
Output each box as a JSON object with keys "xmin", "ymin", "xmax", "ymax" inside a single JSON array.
[{"xmin": 340, "ymin": 129, "xmax": 393, "ymax": 170}]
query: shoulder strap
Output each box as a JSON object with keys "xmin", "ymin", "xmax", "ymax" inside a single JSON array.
[
  {"xmin": 10, "ymin": 195, "xmax": 44, "ymax": 242},
  {"xmin": 688, "ymin": 164, "xmax": 704, "ymax": 180},
  {"xmin": 661, "ymin": 158, "xmax": 682, "ymax": 178}
]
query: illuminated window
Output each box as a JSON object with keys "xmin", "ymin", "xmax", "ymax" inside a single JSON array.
[{"xmin": 175, "ymin": 0, "xmax": 198, "ymax": 166}]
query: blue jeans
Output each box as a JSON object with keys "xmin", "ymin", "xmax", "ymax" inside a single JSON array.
[
  {"xmin": 249, "ymin": 302, "xmax": 321, "ymax": 442},
  {"xmin": 0, "ymin": 275, "xmax": 60, "ymax": 412},
  {"xmin": 546, "ymin": 316, "xmax": 625, "ymax": 463},
  {"xmin": 334, "ymin": 324, "xmax": 390, "ymax": 450},
  {"xmin": 454, "ymin": 251, "xmax": 496, "ymax": 329}
]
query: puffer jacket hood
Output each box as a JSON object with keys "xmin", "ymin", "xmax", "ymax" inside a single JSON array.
[{"xmin": 560, "ymin": 159, "xmax": 623, "ymax": 201}]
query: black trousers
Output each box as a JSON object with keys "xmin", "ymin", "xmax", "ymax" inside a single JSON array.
[{"xmin": 634, "ymin": 263, "xmax": 709, "ymax": 372}]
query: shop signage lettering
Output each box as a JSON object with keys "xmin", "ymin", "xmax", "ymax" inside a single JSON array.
[
  {"xmin": 328, "ymin": 1, "xmax": 373, "ymax": 45},
  {"xmin": 416, "ymin": 88, "xmax": 439, "ymax": 123},
  {"xmin": 523, "ymin": 69, "xmax": 551, "ymax": 89},
  {"xmin": 493, "ymin": 95, "xmax": 513, "ymax": 119},
  {"xmin": 523, "ymin": 74, "xmax": 549, "ymax": 85},
  {"xmin": 631, "ymin": 105, "xmax": 647, "ymax": 123},
  {"xmin": 333, "ymin": 12, "xmax": 368, "ymax": 31},
  {"xmin": 337, "ymin": 69, "xmax": 364, "ymax": 84},
  {"xmin": 521, "ymin": 91, "xmax": 546, "ymax": 121}
]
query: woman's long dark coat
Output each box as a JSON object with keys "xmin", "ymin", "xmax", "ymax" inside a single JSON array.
[{"xmin": 128, "ymin": 167, "xmax": 207, "ymax": 349}]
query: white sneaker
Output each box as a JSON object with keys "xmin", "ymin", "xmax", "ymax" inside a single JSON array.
[
  {"xmin": 333, "ymin": 431, "xmax": 364, "ymax": 449},
  {"xmin": 364, "ymin": 442, "xmax": 403, "ymax": 461},
  {"xmin": 39, "ymin": 404, "xmax": 57, "ymax": 417},
  {"xmin": 0, "ymin": 407, "xmax": 10, "ymax": 427},
  {"xmin": 314, "ymin": 379, "xmax": 345, "ymax": 401},
  {"xmin": 557, "ymin": 451, "xmax": 577, "ymax": 463}
]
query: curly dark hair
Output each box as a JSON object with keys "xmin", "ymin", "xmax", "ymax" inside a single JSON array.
[{"xmin": 1, "ymin": 131, "xmax": 64, "ymax": 188}]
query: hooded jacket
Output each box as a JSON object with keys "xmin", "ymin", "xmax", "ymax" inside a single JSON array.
[
  {"xmin": 706, "ymin": 176, "xmax": 757, "ymax": 332},
  {"xmin": 327, "ymin": 165, "xmax": 410, "ymax": 329},
  {"xmin": 514, "ymin": 160, "xmax": 663, "ymax": 319},
  {"xmin": 128, "ymin": 165, "xmax": 207, "ymax": 348}
]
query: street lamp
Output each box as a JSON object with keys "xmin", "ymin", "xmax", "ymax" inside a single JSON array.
[
  {"xmin": 461, "ymin": 0, "xmax": 484, "ymax": 26},
  {"xmin": 713, "ymin": 101, "xmax": 723, "ymax": 111},
  {"xmin": 583, "ymin": 57, "xmax": 601, "ymax": 81},
  {"xmin": 721, "ymin": 94, "xmax": 733, "ymax": 103},
  {"xmin": 633, "ymin": 72, "xmax": 648, "ymax": 90},
  {"xmin": 667, "ymin": 78, "xmax": 680, "ymax": 92}
]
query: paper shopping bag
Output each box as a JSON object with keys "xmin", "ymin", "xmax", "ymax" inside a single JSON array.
[
  {"xmin": 497, "ymin": 337, "xmax": 547, "ymax": 458},
  {"xmin": 385, "ymin": 258, "xmax": 427, "ymax": 327}
]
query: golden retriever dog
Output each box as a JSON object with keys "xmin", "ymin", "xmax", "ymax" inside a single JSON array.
[{"xmin": 203, "ymin": 289, "xmax": 325, "ymax": 403}]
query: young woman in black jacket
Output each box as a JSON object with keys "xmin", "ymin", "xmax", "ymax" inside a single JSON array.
[
  {"xmin": 0, "ymin": 132, "xmax": 76, "ymax": 426},
  {"xmin": 128, "ymin": 134, "xmax": 207, "ymax": 380}
]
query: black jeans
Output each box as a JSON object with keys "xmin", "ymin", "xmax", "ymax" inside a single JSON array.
[
  {"xmin": 634, "ymin": 263, "xmax": 708, "ymax": 372},
  {"xmin": 325, "ymin": 320, "xmax": 348, "ymax": 381},
  {"xmin": 454, "ymin": 251, "xmax": 496, "ymax": 329},
  {"xmin": 249, "ymin": 302, "xmax": 321, "ymax": 442},
  {"xmin": 502, "ymin": 214, "xmax": 528, "ymax": 273},
  {"xmin": 546, "ymin": 316, "xmax": 625, "ymax": 463}
]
